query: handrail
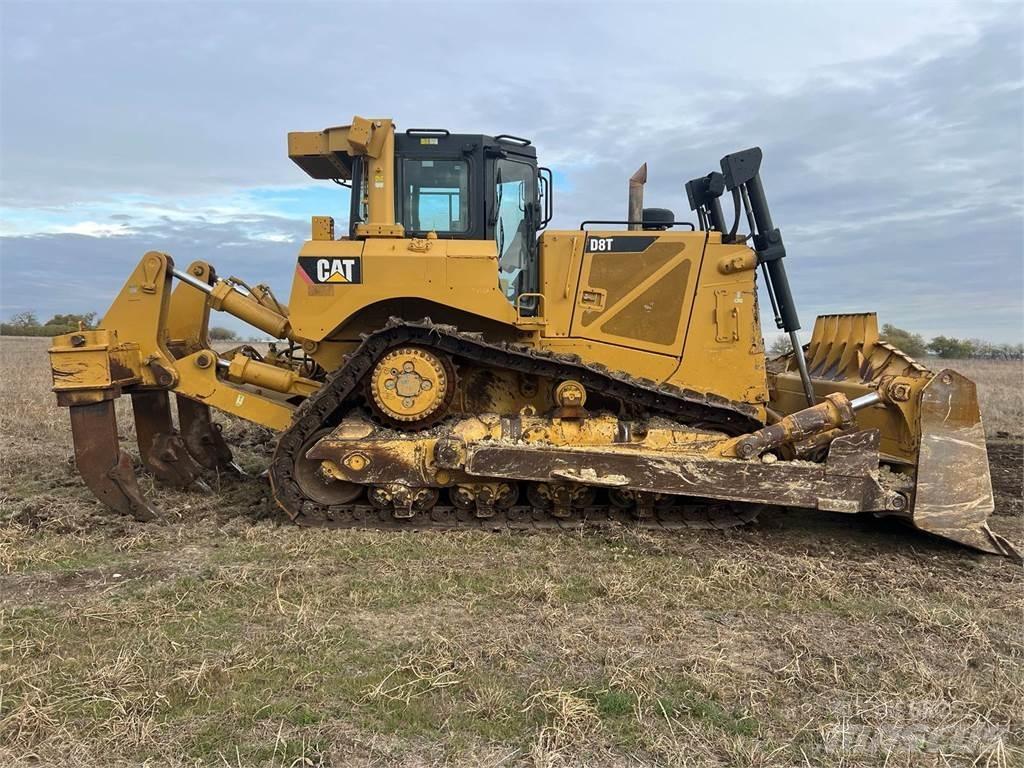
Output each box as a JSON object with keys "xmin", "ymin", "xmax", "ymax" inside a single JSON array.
[
  {"xmin": 514, "ymin": 292, "xmax": 546, "ymax": 327},
  {"xmin": 579, "ymin": 220, "xmax": 696, "ymax": 231},
  {"xmin": 495, "ymin": 134, "xmax": 532, "ymax": 147}
]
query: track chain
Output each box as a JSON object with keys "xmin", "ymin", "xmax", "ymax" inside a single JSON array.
[{"xmin": 269, "ymin": 318, "xmax": 763, "ymax": 530}]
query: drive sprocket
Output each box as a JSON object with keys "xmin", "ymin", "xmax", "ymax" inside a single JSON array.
[{"xmin": 367, "ymin": 345, "xmax": 455, "ymax": 428}]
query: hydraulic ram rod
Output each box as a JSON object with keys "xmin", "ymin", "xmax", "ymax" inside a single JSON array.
[
  {"xmin": 172, "ymin": 268, "xmax": 292, "ymax": 339},
  {"xmin": 733, "ymin": 390, "xmax": 881, "ymax": 459},
  {"xmin": 172, "ymin": 267, "xmax": 214, "ymax": 294}
]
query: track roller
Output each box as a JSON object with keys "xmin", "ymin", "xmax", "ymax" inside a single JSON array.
[
  {"xmin": 368, "ymin": 484, "xmax": 440, "ymax": 518},
  {"xmin": 527, "ymin": 483, "xmax": 596, "ymax": 518},
  {"xmin": 609, "ymin": 489, "xmax": 670, "ymax": 518},
  {"xmin": 450, "ymin": 482, "xmax": 518, "ymax": 518}
]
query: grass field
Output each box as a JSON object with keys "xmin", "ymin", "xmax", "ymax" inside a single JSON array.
[{"xmin": 1, "ymin": 336, "xmax": 1021, "ymax": 767}]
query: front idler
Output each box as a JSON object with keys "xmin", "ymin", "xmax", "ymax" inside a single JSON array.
[{"xmin": 292, "ymin": 428, "xmax": 363, "ymax": 507}]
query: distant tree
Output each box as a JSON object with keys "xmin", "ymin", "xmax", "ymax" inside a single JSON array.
[
  {"xmin": 995, "ymin": 342, "xmax": 1024, "ymax": 360},
  {"xmin": 928, "ymin": 335, "xmax": 977, "ymax": 359},
  {"xmin": 957, "ymin": 339, "xmax": 1024, "ymax": 360},
  {"xmin": 44, "ymin": 312, "xmax": 96, "ymax": 329},
  {"xmin": 2, "ymin": 311, "xmax": 47, "ymax": 336},
  {"xmin": 8, "ymin": 311, "xmax": 39, "ymax": 329},
  {"xmin": 767, "ymin": 335, "xmax": 793, "ymax": 358},
  {"xmin": 879, "ymin": 323, "xmax": 928, "ymax": 358},
  {"xmin": 2, "ymin": 310, "xmax": 101, "ymax": 336},
  {"xmin": 209, "ymin": 327, "xmax": 239, "ymax": 341}
]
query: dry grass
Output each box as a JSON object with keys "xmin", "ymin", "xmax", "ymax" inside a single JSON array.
[
  {"xmin": 938, "ymin": 357, "xmax": 1024, "ymax": 437},
  {"xmin": 1, "ymin": 336, "xmax": 1022, "ymax": 767}
]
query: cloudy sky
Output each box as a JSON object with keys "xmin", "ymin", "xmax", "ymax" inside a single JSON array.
[{"xmin": 1, "ymin": 0, "xmax": 1021, "ymax": 341}]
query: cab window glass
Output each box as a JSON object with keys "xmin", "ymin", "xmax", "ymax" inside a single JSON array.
[
  {"xmin": 401, "ymin": 159, "xmax": 470, "ymax": 233},
  {"xmin": 495, "ymin": 159, "xmax": 535, "ymax": 300}
]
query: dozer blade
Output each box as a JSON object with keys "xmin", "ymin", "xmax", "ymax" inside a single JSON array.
[
  {"xmin": 912, "ymin": 369, "xmax": 1019, "ymax": 558},
  {"xmin": 69, "ymin": 401, "xmax": 160, "ymax": 522},
  {"xmin": 131, "ymin": 390, "xmax": 203, "ymax": 487},
  {"xmin": 177, "ymin": 396, "xmax": 237, "ymax": 471}
]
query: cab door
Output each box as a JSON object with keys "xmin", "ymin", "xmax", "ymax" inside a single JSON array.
[{"xmin": 569, "ymin": 231, "xmax": 705, "ymax": 356}]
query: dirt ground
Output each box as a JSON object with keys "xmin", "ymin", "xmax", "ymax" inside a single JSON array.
[{"xmin": 0, "ymin": 337, "xmax": 1021, "ymax": 767}]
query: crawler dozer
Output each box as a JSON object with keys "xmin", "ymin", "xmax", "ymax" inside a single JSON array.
[{"xmin": 48, "ymin": 116, "xmax": 1016, "ymax": 557}]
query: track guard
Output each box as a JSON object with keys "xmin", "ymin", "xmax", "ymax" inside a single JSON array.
[{"xmin": 912, "ymin": 369, "xmax": 1019, "ymax": 558}]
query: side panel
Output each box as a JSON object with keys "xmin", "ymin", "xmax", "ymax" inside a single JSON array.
[
  {"xmin": 568, "ymin": 231, "xmax": 705, "ymax": 356},
  {"xmin": 912, "ymin": 369, "xmax": 1013, "ymax": 556},
  {"xmin": 287, "ymin": 237, "xmax": 519, "ymax": 342},
  {"xmin": 539, "ymin": 230, "xmax": 768, "ymax": 409},
  {"xmin": 670, "ymin": 240, "xmax": 768, "ymax": 407},
  {"xmin": 537, "ymin": 231, "xmax": 585, "ymax": 338}
]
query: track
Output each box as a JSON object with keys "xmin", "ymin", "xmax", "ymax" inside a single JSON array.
[
  {"xmin": 269, "ymin": 318, "xmax": 764, "ymax": 531},
  {"xmin": 280, "ymin": 496, "xmax": 764, "ymax": 531}
]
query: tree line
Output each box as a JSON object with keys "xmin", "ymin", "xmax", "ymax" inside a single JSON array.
[
  {"xmin": 1, "ymin": 311, "xmax": 98, "ymax": 337},
  {"xmin": 0, "ymin": 311, "xmax": 238, "ymax": 341},
  {"xmin": 878, "ymin": 324, "xmax": 1023, "ymax": 360},
  {"xmin": 766, "ymin": 322, "xmax": 1022, "ymax": 360}
]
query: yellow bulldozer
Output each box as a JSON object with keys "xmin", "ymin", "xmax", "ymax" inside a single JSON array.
[{"xmin": 48, "ymin": 116, "xmax": 1016, "ymax": 557}]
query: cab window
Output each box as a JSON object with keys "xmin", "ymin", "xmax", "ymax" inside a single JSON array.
[
  {"xmin": 495, "ymin": 158, "xmax": 536, "ymax": 300},
  {"xmin": 400, "ymin": 158, "xmax": 470, "ymax": 233}
]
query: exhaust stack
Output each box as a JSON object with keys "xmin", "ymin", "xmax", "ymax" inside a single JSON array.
[{"xmin": 628, "ymin": 163, "xmax": 647, "ymax": 230}]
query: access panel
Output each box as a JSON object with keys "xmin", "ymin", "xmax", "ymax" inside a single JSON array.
[{"xmin": 570, "ymin": 231, "xmax": 705, "ymax": 356}]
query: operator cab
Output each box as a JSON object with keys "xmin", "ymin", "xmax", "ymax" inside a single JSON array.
[{"xmin": 348, "ymin": 129, "xmax": 552, "ymax": 302}]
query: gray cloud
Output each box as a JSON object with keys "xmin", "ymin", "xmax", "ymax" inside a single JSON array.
[
  {"xmin": 1, "ymin": 1, "xmax": 1021, "ymax": 341},
  {"xmin": 0, "ymin": 217, "xmax": 305, "ymax": 334}
]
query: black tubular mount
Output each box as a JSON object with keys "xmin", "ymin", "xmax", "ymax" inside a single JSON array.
[
  {"xmin": 719, "ymin": 147, "xmax": 800, "ymax": 334},
  {"xmin": 685, "ymin": 172, "xmax": 728, "ymax": 237}
]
